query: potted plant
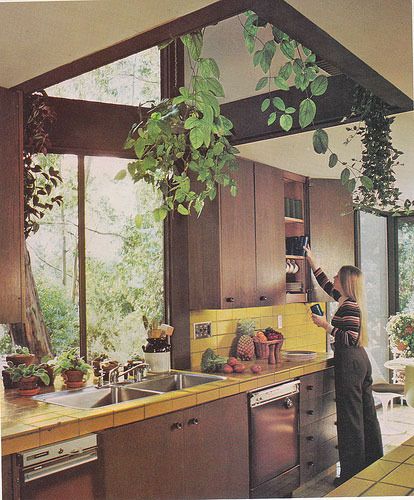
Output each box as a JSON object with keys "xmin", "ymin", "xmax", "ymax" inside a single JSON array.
[
  {"xmin": 92, "ymin": 353, "xmax": 118, "ymax": 381},
  {"xmin": 386, "ymin": 312, "xmax": 414, "ymax": 358},
  {"xmin": 5, "ymin": 363, "xmax": 50, "ymax": 396},
  {"xmin": 54, "ymin": 348, "xmax": 91, "ymax": 388},
  {"xmin": 38, "ymin": 356, "xmax": 56, "ymax": 387},
  {"xmin": 6, "ymin": 345, "xmax": 35, "ymax": 366}
]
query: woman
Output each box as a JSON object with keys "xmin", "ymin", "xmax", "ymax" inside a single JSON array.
[{"xmin": 304, "ymin": 244, "xmax": 383, "ymax": 486}]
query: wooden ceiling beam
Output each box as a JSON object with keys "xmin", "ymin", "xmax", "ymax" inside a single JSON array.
[{"xmin": 253, "ymin": 0, "xmax": 413, "ymax": 111}]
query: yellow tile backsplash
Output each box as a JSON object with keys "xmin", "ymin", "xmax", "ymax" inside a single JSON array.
[{"xmin": 190, "ymin": 303, "xmax": 327, "ymax": 369}]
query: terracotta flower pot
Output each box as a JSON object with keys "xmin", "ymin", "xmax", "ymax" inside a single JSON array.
[
  {"xmin": 1, "ymin": 370, "xmax": 19, "ymax": 389},
  {"xmin": 19, "ymin": 376, "xmax": 40, "ymax": 396},
  {"xmin": 38, "ymin": 365, "xmax": 55, "ymax": 387},
  {"xmin": 63, "ymin": 369, "xmax": 85, "ymax": 388},
  {"xmin": 6, "ymin": 354, "xmax": 35, "ymax": 367}
]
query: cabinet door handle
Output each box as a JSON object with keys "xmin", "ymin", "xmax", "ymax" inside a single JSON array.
[
  {"xmin": 335, "ymin": 445, "xmax": 339, "ymax": 449},
  {"xmin": 172, "ymin": 422, "xmax": 183, "ymax": 431},
  {"xmin": 259, "ymin": 296, "xmax": 268, "ymax": 301},
  {"xmin": 334, "ymin": 421, "xmax": 337, "ymax": 426},
  {"xmin": 307, "ymin": 385, "xmax": 314, "ymax": 391},
  {"xmin": 188, "ymin": 418, "xmax": 199, "ymax": 426},
  {"xmin": 225, "ymin": 297, "xmax": 235, "ymax": 303},
  {"xmin": 306, "ymin": 436, "xmax": 314, "ymax": 441},
  {"xmin": 307, "ymin": 410, "xmax": 314, "ymax": 415},
  {"xmin": 307, "ymin": 461, "xmax": 314, "ymax": 467}
]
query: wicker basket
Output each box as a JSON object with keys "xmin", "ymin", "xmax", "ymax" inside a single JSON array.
[{"xmin": 253, "ymin": 338, "xmax": 270, "ymax": 359}]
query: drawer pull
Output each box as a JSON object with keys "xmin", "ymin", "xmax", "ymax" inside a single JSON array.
[
  {"xmin": 307, "ymin": 410, "xmax": 314, "ymax": 415},
  {"xmin": 307, "ymin": 461, "xmax": 314, "ymax": 467},
  {"xmin": 225, "ymin": 297, "xmax": 235, "ymax": 303},
  {"xmin": 335, "ymin": 445, "xmax": 338, "ymax": 449},
  {"xmin": 188, "ymin": 418, "xmax": 199, "ymax": 426},
  {"xmin": 259, "ymin": 295, "xmax": 268, "ymax": 301},
  {"xmin": 334, "ymin": 421, "xmax": 337, "ymax": 426},
  {"xmin": 307, "ymin": 385, "xmax": 314, "ymax": 391},
  {"xmin": 172, "ymin": 422, "xmax": 183, "ymax": 431},
  {"xmin": 306, "ymin": 436, "xmax": 314, "ymax": 441}
]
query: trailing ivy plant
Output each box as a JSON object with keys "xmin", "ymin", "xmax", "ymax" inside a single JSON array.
[
  {"xmin": 121, "ymin": 31, "xmax": 239, "ymax": 221},
  {"xmin": 24, "ymin": 92, "xmax": 63, "ymax": 237}
]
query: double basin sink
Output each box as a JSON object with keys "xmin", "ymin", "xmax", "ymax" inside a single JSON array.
[{"xmin": 33, "ymin": 372, "xmax": 226, "ymax": 410}]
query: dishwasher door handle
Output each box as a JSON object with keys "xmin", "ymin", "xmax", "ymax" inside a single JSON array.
[{"xmin": 23, "ymin": 449, "xmax": 98, "ymax": 483}]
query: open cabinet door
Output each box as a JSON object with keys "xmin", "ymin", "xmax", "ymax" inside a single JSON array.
[
  {"xmin": 0, "ymin": 87, "xmax": 24, "ymax": 323},
  {"xmin": 308, "ymin": 179, "xmax": 355, "ymax": 302}
]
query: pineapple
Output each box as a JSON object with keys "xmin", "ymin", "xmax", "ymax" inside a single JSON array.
[{"xmin": 236, "ymin": 319, "xmax": 255, "ymax": 361}]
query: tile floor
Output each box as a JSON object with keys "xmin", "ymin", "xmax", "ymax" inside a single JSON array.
[{"xmin": 293, "ymin": 403, "xmax": 414, "ymax": 498}]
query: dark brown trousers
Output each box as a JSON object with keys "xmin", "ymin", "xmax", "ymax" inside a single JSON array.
[{"xmin": 334, "ymin": 345, "xmax": 383, "ymax": 481}]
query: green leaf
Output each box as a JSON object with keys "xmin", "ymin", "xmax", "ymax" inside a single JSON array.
[
  {"xmin": 261, "ymin": 98, "xmax": 270, "ymax": 112},
  {"xmin": 299, "ymin": 98, "xmax": 316, "ymax": 128},
  {"xmin": 272, "ymin": 26, "xmax": 289, "ymax": 43},
  {"xmin": 199, "ymin": 92, "xmax": 220, "ymax": 116},
  {"xmin": 328, "ymin": 153, "xmax": 338, "ymax": 168},
  {"xmin": 280, "ymin": 40, "xmax": 295, "ymax": 59},
  {"xmin": 306, "ymin": 53, "xmax": 316, "ymax": 63},
  {"xmin": 134, "ymin": 137, "xmax": 146, "ymax": 158},
  {"xmin": 134, "ymin": 214, "xmax": 143, "ymax": 228},
  {"xmin": 253, "ymin": 49, "xmax": 262, "ymax": 67},
  {"xmin": 360, "ymin": 175, "xmax": 374, "ymax": 190},
  {"xmin": 347, "ymin": 178, "xmax": 356, "ymax": 192},
  {"xmin": 310, "ymin": 75, "xmax": 328, "ymax": 96},
  {"xmin": 280, "ymin": 114, "xmax": 293, "ymax": 131},
  {"xmin": 279, "ymin": 62, "xmax": 292, "ymax": 80},
  {"xmin": 177, "ymin": 204, "xmax": 190, "ymax": 215},
  {"xmin": 285, "ymin": 106, "xmax": 296, "ymax": 114},
  {"xmin": 272, "ymin": 97, "xmax": 285, "ymax": 111},
  {"xmin": 230, "ymin": 184, "xmax": 238, "ymax": 196},
  {"xmin": 302, "ymin": 46, "xmax": 312, "ymax": 56},
  {"xmin": 255, "ymin": 77, "xmax": 268, "ymax": 91},
  {"xmin": 189, "ymin": 127, "xmax": 204, "ymax": 149},
  {"xmin": 341, "ymin": 168, "xmax": 350, "ymax": 185},
  {"xmin": 274, "ymin": 76, "xmax": 289, "ymax": 91},
  {"xmin": 260, "ymin": 41, "xmax": 276, "ymax": 73},
  {"xmin": 153, "ymin": 207, "xmax": 168, "ymax": 222},
  {"xmin": 205, "ymin": 77, "xmax": 225, "ymax": 97},
  {"xmin": 199, "ymin": 58, "xmax": 220, "ymax": 78},
  {"xmin": 268, "ymin": 112, "xmax": 277, "ymax": 125},
  {"xmin": 114, "ymin": 169, "xmax": 127, "ymax": 181},
  {"xmin": 181, "ymin": 31, "xmax": 203, "ymax": 61},
  {"xmin": 184, "ymin": 116, "xmax": 200, "ymax": 129},
  {"xmin": 292, "ymin": 58, "xmax": 304, "ymax": 75},
  {"xmin": 313, "ymin": 129, "xmax": 329, "ymax": 154}
]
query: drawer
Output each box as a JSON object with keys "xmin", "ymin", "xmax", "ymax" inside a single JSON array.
[
  {"xmin": 322, "ymin": 368, "xmax": 335, "ymax": 394},
  {"xmin": 317, "ymin": 414, "xmax": 337, "ymax": 444},
  {"xmin": 320, "ymin": 391, "xmax": 336, "ymax": 418},
  {"xmin": 300, "ymin": 435, "xmax": 338, "ymax": 484},
  {"xmin": 316, "ymin": 436, "xmax": 339, "ymax": 473}
]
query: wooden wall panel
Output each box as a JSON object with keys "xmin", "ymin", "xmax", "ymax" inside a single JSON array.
[{"xmin": 0, "ymin": 87, "xmax": 24, "ymax": 323}]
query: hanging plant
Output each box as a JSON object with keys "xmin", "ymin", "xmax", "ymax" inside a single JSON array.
[
  {"xmin": 121, "ymin": 31, "xmax": 239, "ymax": 221},
  {"xmin": 24, "ymin": 92, "xmax": 63, "ymax": 237}
]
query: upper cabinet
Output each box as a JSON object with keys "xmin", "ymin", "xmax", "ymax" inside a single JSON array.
[
  {"xmin": 308, "ymin": 179, "xmax": 355, "ymax": 302},
  {"xmin": 188, "ymin": 158, "xmax": 285, "ymax": 309},
  {"xmin": 188, "ymin": 158, "xmax": 355, "ymax": 310},
  {"xmin": 0, "ymin": 88, "xmax": 24, "ymax": 323}
]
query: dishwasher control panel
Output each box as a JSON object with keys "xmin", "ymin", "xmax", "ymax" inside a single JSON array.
[{"xmin": 249, "ymin": 380, "xmax": 300, "ymax": 408}]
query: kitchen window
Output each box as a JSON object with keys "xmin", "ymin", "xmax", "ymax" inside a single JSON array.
[{"xmin": 396, "ymin": 216, "xmax": 414, "ymax": 312}]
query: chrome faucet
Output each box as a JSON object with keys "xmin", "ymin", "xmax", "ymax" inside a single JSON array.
[{"xmin": 108, "ymin": 362, "xmax": 149, "ymax": 385}]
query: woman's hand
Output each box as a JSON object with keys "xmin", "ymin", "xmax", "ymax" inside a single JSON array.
[
  {"xmin": 311, "ymin": 313, "xmax": 330, "ymax": 331},
  {"xmin": 304, "ymin": 244, "xmax": 317, "ymax": 270}
]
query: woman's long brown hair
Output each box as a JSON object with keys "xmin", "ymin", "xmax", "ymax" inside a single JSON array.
[{"xmin": 339, "ymin": 265, "xmax": 367, "ymax": 347}]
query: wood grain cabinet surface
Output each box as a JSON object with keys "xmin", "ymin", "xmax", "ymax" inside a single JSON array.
[
  {"xmin": 188, "ymin": 158, "xmax": 285, "ymax": 309},
  {"xmin": 299, "ymin": 367, "xmax": 338, "ymax": 484},
  {"xmin": 100, "ymin": 393, "xmax": 249, "ymax": 500}
]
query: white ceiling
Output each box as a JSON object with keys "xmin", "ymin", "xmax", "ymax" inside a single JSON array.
[{"xmin": 0, "ymin": 0, "xmax": 216, "ymax": 88}]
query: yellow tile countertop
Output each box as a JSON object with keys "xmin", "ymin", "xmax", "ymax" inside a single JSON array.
[
  {"xmin": 326, "ymin": 435, "xmax": 414, "ymax": 497},
  {"xmin": 1, "ymin": 353, "xmax": 333, "ymax": 456}
]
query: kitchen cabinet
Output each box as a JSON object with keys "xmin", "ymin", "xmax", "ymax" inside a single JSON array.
[
  {"xmin": 299, "ymin": 367, "xmax": 338, "ymax": 484},
  {"xmin": 100, "ymin": 393, "xmax": 249, "ymax": 500},
  {"xmin": 188, "ymin": 158, "xmax": 285, "ymax": 309},
  {"xmin": 0, "ymin": 87, "xmax": 25, "ymax": 323},
  {"xmin": 308, "ymin": 179, "xmax": 355, "ymax": 302}
]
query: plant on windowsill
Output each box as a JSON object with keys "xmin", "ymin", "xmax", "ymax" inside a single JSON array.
[
  {"xmin": 5, "ymin": 363, "xmax": 50, "ymax": 396},
  {"xmin": 5, "ymin": 345, "xmax": 35, "ymax": 367},
  {"xmin": 53, "ymin": 348, "xmax": 92, "ymax": 388},
  {"xmin": 386, "ymin": 312, "xmax": 414, "ymax": 358}
]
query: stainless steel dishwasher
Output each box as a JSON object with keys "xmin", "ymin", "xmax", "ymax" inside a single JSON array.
[
  {"xmin": 12, "ymin": 434, "xmax": 101, "ymax": 499},
  {"xmin": 249, "ymin": 380, "xmax": 300, "ymax": 498}
]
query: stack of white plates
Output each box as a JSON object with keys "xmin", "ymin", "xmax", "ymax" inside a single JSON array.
[
  {"xmin": 286, "ymin": 282, "xmax": 303, "ymax": 292},
  {"xmin": 283, "ymin": 351, "xmax": 317, "ymax": 361}
]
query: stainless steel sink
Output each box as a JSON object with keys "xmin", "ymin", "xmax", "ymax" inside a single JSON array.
[
  {"xmin": 126, "ymin": 372, "xmax": 226, "ymax": 392},
  {"xmin": 33, "ymin": 372, "xmax": 226, "ymax": 409},
  {"xmin": 33, "ymin": 385, "xmax": 163, "ymax": 409}
]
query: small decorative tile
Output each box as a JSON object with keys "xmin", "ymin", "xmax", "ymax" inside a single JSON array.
[
  {"xmin": 216, "ymin": 334, "xmax": 236, "ymax": 349},
  {"xmin": 196, "ymin": 388, "xmax": 220, "ymax": 404},
  {"xmin": 219, "ymin": 384, "xmax": 240, "ymax": 398},
  {"xmin": 239, "ymin": 379, "xmax": 258, "ymax": 392},
  {"xmin": 258, "ymin": 306, "xmax": 274, "ymax": 317},
  {"xmin": 171, "ymin": 393, "xmax": 198, "ymax": 411},
  {"xmin": 79, "ymin": 413, "xmax": 114, "ymax": 434},
  {"xmin": 381, "ymin": 463, "xmax": 414, "ymax": 488},
  {"xmin": 113, "ymin": 406, "xmax": 145, "ymax": 426},
  {"xmin": 216, "ymin": 320, "xmax": 237, "ymax": 335},
  {"xmin": 190, "ymin": 336, "xmax": 217, "ymax": 353},
  {"xmin": 326, "ymin": 477, "xmax": 374, "ymax": 497},
  {"xmin": 356, "ymin": 459, "xmax": 400, "ymax": 481},
  {"xmin": 39, "ymin": 419, "xmax": 80, "ymax": 446},
  {"xmin": 144, "ymin": 398, "xmax": 173, "ymax": 419},
  {"xmin": 215, "ymin": 309, "xmax": 233, "ymax": 321}
]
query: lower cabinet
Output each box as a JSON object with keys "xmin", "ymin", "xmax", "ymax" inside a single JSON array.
[
  {"xmin": 100, "ymin": 393, "xmax": 249, "ymax": 500},
  {"xmin": 299, "ymin": 368, "xmax": 338, "ymax": 484}
]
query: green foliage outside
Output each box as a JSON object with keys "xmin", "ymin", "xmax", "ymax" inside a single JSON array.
[{"xmin": 398, "ymin": 220, "xmax": 414, "ymax": 312}]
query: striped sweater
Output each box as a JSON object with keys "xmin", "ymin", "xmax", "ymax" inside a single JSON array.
[{"xmin": 314, "ymin": 268, "xmax": 360, "ymax": 346}]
